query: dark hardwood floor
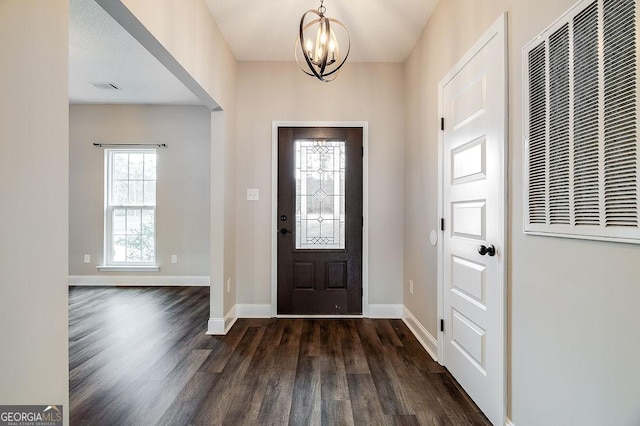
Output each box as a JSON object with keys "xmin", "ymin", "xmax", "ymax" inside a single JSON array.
[{"xmin": 69, "ymin": 286, "xmax": 490, "ymax": 425}]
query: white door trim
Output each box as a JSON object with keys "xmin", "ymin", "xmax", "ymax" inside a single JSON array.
[
  {"xmin": 271, "ymin": 121, "xmax": 369, "ymax": 317},
  {"xmin": 437, "ymin": 12, "xmax": 508, "ymax": 424}
]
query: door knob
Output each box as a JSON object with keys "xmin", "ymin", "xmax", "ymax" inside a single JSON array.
[
  {"xmin": 478, "ymin": 244, "xmax": 495, "ymax": 256},
  {"xmin": 280, "ymin": 228, "xmax": 290, "ymax": 235}
]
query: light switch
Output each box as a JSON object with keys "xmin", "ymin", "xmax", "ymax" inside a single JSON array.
[{"xmin": 247, "ymin": 188, "xmax": 259, "ymax": 201}]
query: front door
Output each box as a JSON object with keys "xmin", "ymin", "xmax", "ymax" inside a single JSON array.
[
  {"xmin": 277, "ymin": 127, "xmax": 363, "ymax": 315},
  {"xmin": 439, "ymin": 15, "xmax": 506, "ymax": 425}
]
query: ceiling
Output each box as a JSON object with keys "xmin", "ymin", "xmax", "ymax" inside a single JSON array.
[
  {"xmin": 204, "ymin": 0, "xmax": 439, "ymax": 63},
  {"xmin": 69, "ymin": 0, "xmax": 202, "ymax": 105},
  {"xmin": 69, "ymin": 0, "xmax": 439, "ymax": 105}
]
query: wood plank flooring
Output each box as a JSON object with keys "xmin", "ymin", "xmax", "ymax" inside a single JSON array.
[{"xmin": 69, "ymin": 286, "xmax": 490, "ymax": 425}]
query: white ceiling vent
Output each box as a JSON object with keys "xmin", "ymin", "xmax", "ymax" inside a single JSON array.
[
  {"xmin": 91, "ymin": 82, "xmax": 121, "ymax": 90},
  {"xmin": 523, "ymin": 0, "xmax": 640, "ymax": 244}
]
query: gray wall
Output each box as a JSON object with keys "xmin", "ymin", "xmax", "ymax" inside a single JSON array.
[
  {"xmin": 114, "ymin": 0, "xmax": 238, "ymax": 320},
  {"xmin": 403, "ymin": 0, "xmax": 640, "ymax": 424},
  {"xmin": 5, "ymin": 0, "xmax": 639, "ymax": 423},
  {"xmin": 0, "ymin": 1, "xmax": 69, "ymax": 423},
  {"xmin": 69, "ymin": 104, "xmax": 211, "ymax": 277},
  {"xmin": 235, "ymin": 61, "xmax": 405, "ymax": 307}
]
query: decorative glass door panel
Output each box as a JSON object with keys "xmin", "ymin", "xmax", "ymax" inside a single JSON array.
[{"xmin": 295, "ymin": 140, "xmax": 346, "ymax": 249}]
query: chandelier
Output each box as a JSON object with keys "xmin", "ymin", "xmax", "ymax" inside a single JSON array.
[{"xmin": 295, "ymin": 0, "xmax": 350, "ymax": 82}]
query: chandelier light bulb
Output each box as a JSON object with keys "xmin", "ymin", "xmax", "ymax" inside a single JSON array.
[{"xmin": 306, "ymin": 38, "xmax": 313, "ymax": 59}]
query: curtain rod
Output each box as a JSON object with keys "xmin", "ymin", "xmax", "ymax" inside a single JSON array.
[{"xmin": 93, "ymin": 143, "xmax": 167, "ymax": 148}]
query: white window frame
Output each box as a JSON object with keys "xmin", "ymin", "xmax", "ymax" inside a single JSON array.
[{"xmin": 100, "ymin": 149, "xmax": 159, "ymax": 271}]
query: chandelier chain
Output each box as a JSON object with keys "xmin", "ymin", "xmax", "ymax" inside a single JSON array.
[{"xmin": 318, "ymin": 0, "xmax": 326, "ymax": 15}]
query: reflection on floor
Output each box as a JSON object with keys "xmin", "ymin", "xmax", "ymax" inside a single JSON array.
[{"xmin": 69, "ymin": 286, "xmax": 489, "ymax": 425}]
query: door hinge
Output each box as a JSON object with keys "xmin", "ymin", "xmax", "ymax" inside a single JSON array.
[
  {"xmin": 440, "ymin": 319, "xmax": 444, "ymax": 332},
  {"xmin": 440, "ymin": 218, "xmax": 445, "ymax": 231},
  {"xmin": 440, "ymin": 117, "xmax": 445, "ymax": 131}
]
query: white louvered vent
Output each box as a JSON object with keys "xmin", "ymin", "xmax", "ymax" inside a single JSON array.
[
  {"xmin": 91, "ymin": 82, "xmax": 121, "ymax": 90},
  {"xmin": 523, "ymin": 0, "xmax": 640, "ymax": 244}
]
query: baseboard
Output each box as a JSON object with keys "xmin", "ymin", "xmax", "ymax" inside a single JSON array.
[
  {"xmin": 207, "ymin": 305, "xmax": 237, "ymax": 335},
  {"xmin": 402, "ymin": 306, "xmax": 439, "ymax": 362},
  {"xmin": 206, "ymin": 317, "xmax": 225, "ymax": 335},
  {"xmin": 236, "ymin": 304, "xmax": 272, "ymax": 318},
  {"xmin": 368, "ymin": 304, "xmax": 403, "ymax": 318},
  {"xmin": 224, "ymin": 305, "xmax": 237, "ymax": 333},
  {"xmin": 230, "ymin": 303, "xmax": 402, "ymax": 319},
  {"xmin": 68, "ymin": 275, "xmax": 210, "ymax": 286}
]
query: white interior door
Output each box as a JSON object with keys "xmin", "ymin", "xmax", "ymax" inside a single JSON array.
[{"xmin": 438, "ymin": 14, "xmax": 507, "ymax": 426}]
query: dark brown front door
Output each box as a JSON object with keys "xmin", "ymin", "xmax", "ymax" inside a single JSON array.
[{"xmin": 277, "ymin": 127, "xmax": 363, "ymax": 315}]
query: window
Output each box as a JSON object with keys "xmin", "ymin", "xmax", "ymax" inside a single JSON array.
[
  {"xmin": 523, "ymin": 0, "xmax": 640, "ymax": 244},
  {"xmin": 104, "ymin": 150, "xmax": 157, "ymax": 266}
]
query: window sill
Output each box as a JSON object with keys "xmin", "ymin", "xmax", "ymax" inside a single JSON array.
[{"xmin": 96, "ymin": 265, "xmax": 160, "ymax": 272}]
